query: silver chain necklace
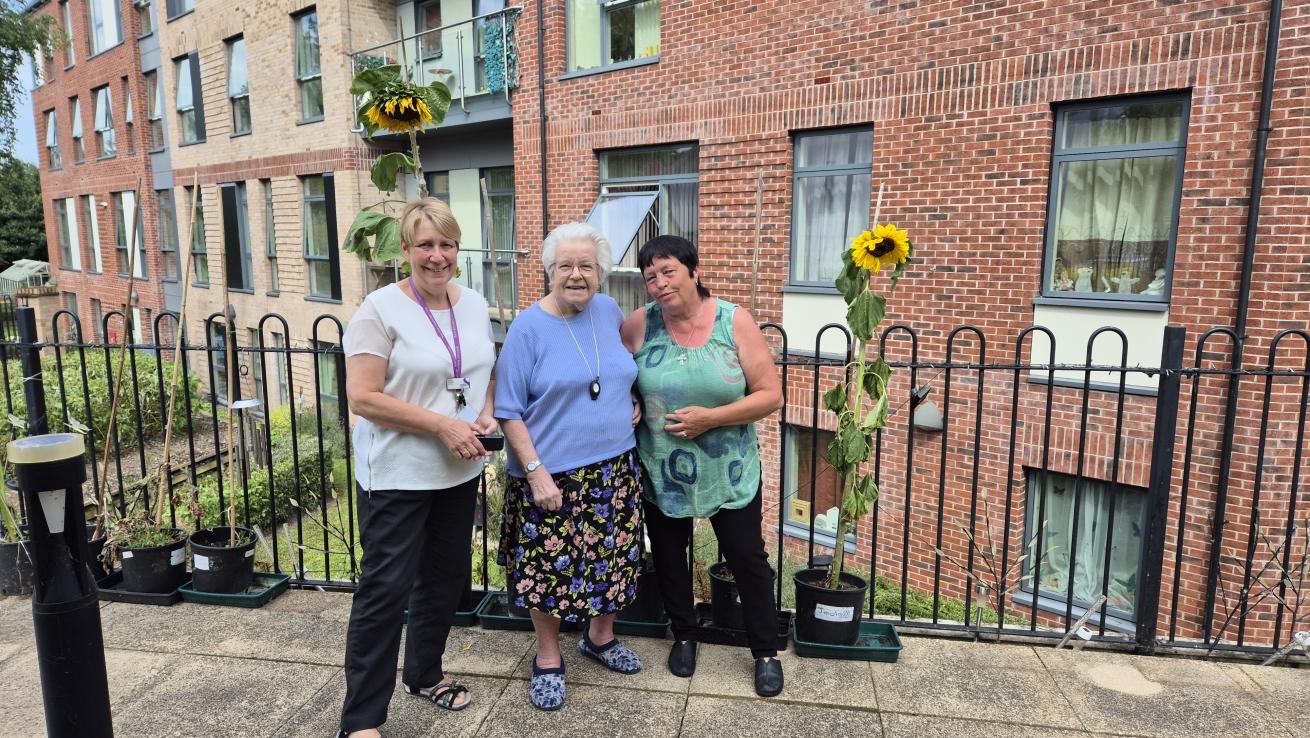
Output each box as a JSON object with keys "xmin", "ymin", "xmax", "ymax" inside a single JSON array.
[{"xmin": 557, "ymin": 294, "xmax": 601, "ymax": 400}]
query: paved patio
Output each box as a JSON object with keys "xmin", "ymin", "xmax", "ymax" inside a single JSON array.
[{"xmin": 0, "ymin": 591, "xmax": 1305, "ymax": 738}]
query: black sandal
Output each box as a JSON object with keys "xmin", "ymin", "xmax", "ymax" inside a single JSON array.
[{"xmin": 404, "ymin": 681, "xmax": 472, "ymax": 711}]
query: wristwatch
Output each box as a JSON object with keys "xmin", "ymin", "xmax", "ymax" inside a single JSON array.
[{"xmin": 525, "ymin": 459, "xmax": 543, "ymax": 473}]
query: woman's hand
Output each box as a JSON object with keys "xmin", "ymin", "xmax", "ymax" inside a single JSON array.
[
  {"xmin": 527, "ymin": 471, "xmax": 563, "ymax": 512},
  {"xmin": 664, "ymin": 405, "xmax": 715, "ymax": 441},
  {"xmin": 435, "ymin": 416, "xmax": 490, "ymax": 460},
  {"xmin": 631, "ymin": 394, "xmax": 643, "ymax": 428},
  {"xmin": 472, "ymin": 411, "xmax": 498, "ymax": 436}
]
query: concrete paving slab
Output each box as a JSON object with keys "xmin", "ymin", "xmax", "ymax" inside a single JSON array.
[
  {"xmin": 869, "ymin": 637, "xmax": 1083, "ymax": 730},
  {"xmin": 111, "ymin": 654, "xmax": 338, "ymax": 738},
  {"xmin": 1235, "ymin": 663, "xmax": 1310, "ymax": 738},
  {"xmin": 442, "ymin": 627, "xmax": 538, "ymax": 678},
  {"xmin": 881, "ymin": 713, "xmax": 1091, "ymax": 738},
  {"xmin": 681, "ymin": 695, "xmax": 883, "ymax": 738},
  {"xmin": 0, "ymin": 641, "xmax": 25, "ymax": 666},
  {"xmin": 0, "ymin": 647, "xmax": 179, "ymax": 734},
  {"xmin": 274, "ymin": 670, "xmax": 510, "ymax": 738},
  {"xmin": 686, "ymin": 640, "xmax": 878, "ymax": 709},
  {"xmin": 686, "ymin": 642, "xmax": 794, "ymax": 701},
  {"xmin": 546, "ymin": 633, "xmax": 690, "ymax": 695},
  {"xmin": 262, "ymin": 588, "xmax": 355, "ymax": 623},
  {"xmin": 475, "ymin": 683, "xmax": 685, "ymax": 737},
  {"xmin": 0, "ymin": 595, "xmax": 33, "ymax": 646},
  {"xmin": 1038, "ymin": 649, "xmax": 1290, "ymax": 738}
]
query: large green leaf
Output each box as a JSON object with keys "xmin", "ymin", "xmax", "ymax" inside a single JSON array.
[
  {"xmin": 863, "ymin": 390, "xmax": 889, "ymax": 431},
  {"xmin": 420, "ymin": 82, "xmax": 453, "ymax": 126},
  {"xmin": 835, "ymin": 256, "xmax": 866, "ymax": 305},
  {"xmin": 350, "ymin": 64, "xmax": 402, "ymax": 96},
  {"xmin": 822, "ymin": 385, "xmax": 847, "ymax": 414},
  {"xmin": 371, "ymin": 152, "xmax": 415, "ymax": 193},
  {"xmin": 373, "ymin": 217, "xmax": 403, "ymax": 263},
  {"xmin": 356, "ymin": 99, "xmax": 380, "ymax": 139},
  {"xmin": 342, "ymin": 210, "xmax": 400, "ymax": 263},
  {"xmin": 847, "ymin": 290, "xmax": 886, "ymax": 343}
]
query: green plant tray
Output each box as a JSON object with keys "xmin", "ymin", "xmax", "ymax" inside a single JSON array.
[
  {"xmin": 97, "ymin": 571, "xmax": 185, "ymax": 606},
  {"xmin": 693, "ymin": 602, "xmax": 791, "ymax": 651},
  {"xmin": 792, "ymin": 619, "xmax": 903, "ymax": 662},
  {"xmin": 474, "ymin": 592, "xmax": 585, "ymax": 632},
  {"xmin": 614, "ymin": 617, "xmax": 670, "ymax": 638},
  {"xmin": 178, "ymin": 573, "xmax": 291, "ymax": 608}
]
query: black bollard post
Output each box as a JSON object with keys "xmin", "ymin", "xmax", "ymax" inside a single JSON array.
[
  {"xmin": 10, "ymin": 433, "xmax": 113, "ymax": 738},
  {"xmin": 15, "ymin": 306, "xmax": 48, "ymax": 435}
]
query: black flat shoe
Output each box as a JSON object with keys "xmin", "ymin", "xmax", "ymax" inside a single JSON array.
[
  {"xmin": 754, "ymin": 657, "xmax": 783, "ymax": 697},
  {"xmin": 667, "ymin": 640, "xmax": 697, "ymax": 677}
]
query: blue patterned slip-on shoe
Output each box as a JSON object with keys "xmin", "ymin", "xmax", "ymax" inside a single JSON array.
[
  {"xmin": 577, "ymin": 631, "xmax": 644, "ymax": 675},
  {"xmin": 529, "ymin": 659, "xmax": 566, "ymax": 711}
]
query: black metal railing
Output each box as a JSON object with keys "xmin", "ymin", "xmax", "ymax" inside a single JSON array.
[{"xmin": 2, "ymin": 303, "xmax": 1306, "ymax": 660}]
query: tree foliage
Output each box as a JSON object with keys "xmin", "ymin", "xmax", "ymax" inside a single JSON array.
[
  {"xmin": 0, "ymin": 153, "xmax": 46, "ymax": 268},
  {"xmin": 0, "ymin": 2, "xmax": 59, "ymax": 157}
]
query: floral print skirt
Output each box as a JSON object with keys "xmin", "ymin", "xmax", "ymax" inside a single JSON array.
[{"xmin": 497, "ymin": 448, "xmax": 644, "ymax": 622}]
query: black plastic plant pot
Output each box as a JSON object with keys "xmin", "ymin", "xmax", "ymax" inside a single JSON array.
[
  {"xmin": 85, "ymin": 524, "xmax": 113, "ymax": 581},
  {"xmin": 188, "ymin": 527, "xmax": 257, "ymax": 594},
  {"xmin": 793, "ymin": 567, "xmax": 870, "ymax": 646},
  {"xmin": 707, "ymin": 561, "xmax": 777, "ymax": 630},
  {"xmin": 0, "ymin": 538, "xmax": 33, "ymax": 596},
  {"xmin": 121, "ymin": 530, "xmax": 188, "ymax": 594},
  {"xmin": 618, "ymin": 566, "xmax": 665, "ymax": 623}
]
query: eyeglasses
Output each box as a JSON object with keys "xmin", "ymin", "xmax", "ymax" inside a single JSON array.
[{"xmin": 555, "ymin": 262, "xmax": 598, "ymax": 276}]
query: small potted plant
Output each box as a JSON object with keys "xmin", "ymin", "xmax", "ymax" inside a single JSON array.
[
  {"xmin": 793, "ymin": 215, "xmax": 912, "ymax": 646},
  {"xmin": 0, "ymin": 482, "xmax": 32, "ymax": 596}
]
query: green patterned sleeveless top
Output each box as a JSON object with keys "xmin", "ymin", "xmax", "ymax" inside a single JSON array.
[{"xmin": 634, "ymin": 298, "xmax": 761, "ymax": 518}]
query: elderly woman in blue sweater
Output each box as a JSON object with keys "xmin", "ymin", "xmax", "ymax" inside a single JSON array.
[{"xmin": 495, "ymin": 223, "xmax": 644, "ymax": 711}]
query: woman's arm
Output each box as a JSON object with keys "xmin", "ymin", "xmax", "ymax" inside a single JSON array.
[
  {"xmin": 345, "ymin": 354, "xmax": 488, "ymax": 458},
  {"xmin": 620, "ymin": 308, "xmax": 647, "ymax": 353},
  {"xmin": 501, "ymin": 419, "xmax": 562, "ymax": 511},
  {"xmin": 662, "ymin": 307, "xmax": 782, "ymax": 439}
]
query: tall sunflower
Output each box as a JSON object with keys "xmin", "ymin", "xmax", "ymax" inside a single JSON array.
[
  {"xmin": 364, "ymin": 80, "xmax": 435, "ymax": 133},
  {"xmin": 850, "ymin": 223, "xmax": 911, "ymax": 274}
]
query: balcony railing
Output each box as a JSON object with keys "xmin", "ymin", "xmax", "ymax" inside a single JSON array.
[{"xmin": 350, "ymin": 6, "xmax": 521, "ymax": 123}]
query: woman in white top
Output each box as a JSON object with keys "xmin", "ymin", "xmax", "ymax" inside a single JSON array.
[{"xmin": 337, "ymin": 199, "xmax": 496, "ymax": 738}]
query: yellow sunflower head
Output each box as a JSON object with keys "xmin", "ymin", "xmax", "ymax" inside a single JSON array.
[
  {"xmin": 366, "ymin": 85, "xmax": 435, "ymax": 133},
  {"xmin": 850, "ymin": 223, "xmax": 910, "ymax": 275}
]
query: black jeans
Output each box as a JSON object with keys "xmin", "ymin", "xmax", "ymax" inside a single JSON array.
[
  {"xmin": 339, "ymin": 476, "xmax": 478, "ymax": 733},
  {"xmin": 645, "ymin": 488, "xmax": 778, "ymax": 658}
]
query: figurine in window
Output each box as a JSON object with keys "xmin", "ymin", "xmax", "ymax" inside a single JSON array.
[
  {"xmin": 1053, "ymin": 272, "xmax": 1074, "ymax": 292},
  {"xmin": 1142, "ymin": 268, "xmax": 1167, "ymax": 296},
  {"xmin": 1073, "ymin": 266, "xmax": 1095, "ymax": 292},
  {"xmin": 1101, "ymin": 268, "xmax": 1139, "ymax": 294}
]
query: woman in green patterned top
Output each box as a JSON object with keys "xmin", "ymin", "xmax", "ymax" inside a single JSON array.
[{"xmin": 620, "ymin": 235, "xmax": 785, "ymax": 698}]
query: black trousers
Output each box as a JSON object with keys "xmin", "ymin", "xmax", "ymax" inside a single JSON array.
[
  {"xmin": 339, "ymin": 476, "xmax": 478, "ymax": 733},
  {"xmin": 645, "ymin": 489, "xmax": 778, "ymax": 658}
]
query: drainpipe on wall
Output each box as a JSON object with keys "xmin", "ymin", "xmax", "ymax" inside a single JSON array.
[
  {"xmin": 1200, "ymin": 0, "xmax": 1284, "ymax": 643},
  {"xmin": 537, "ymin": 0, "xmax": 548, "ymax": 240}
]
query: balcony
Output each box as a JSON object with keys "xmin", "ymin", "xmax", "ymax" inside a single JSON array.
[{"xmin": 350, "ymin": 5, "xmax": 521, "ymax": 133}]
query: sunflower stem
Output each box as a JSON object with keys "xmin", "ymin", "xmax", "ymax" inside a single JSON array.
[{"xmin": 409, "ymin": 130, "xmax": 426, "ymax": 198}]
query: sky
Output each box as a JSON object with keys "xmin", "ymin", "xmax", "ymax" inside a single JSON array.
[{"xmin": 12, "ymin": 63, "xmax": 37, "ymax": 164}]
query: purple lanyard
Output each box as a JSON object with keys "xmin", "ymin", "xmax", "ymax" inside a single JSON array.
[{"xmin": 408, "ymin": 276, "xmax": 462, "ymax": 378}]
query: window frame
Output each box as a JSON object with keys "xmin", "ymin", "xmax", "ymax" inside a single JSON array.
[
  {"xmin": 60, "ymin": 1, "xmax": 75, "ymax": 68},
  {"xmin": 313, "ymin": 339, "xmax": 344, "ymax": 423},
  {"xmin": 69, "ymin": 96, "xmax": 85, "ymax": 163},
  {"xmin": 165, "ymin": 0, "xmax": 195, "ymax": 22},
  {"xmin": 44, "ymin": 109, "xmax": 62, "ymax": 170},
  {"xmin": 262, "ymin": 179, "xmax": 279, "ymax": 294},
  {"xmin": 780, "ymin": 423, "xmax": 856, "ymax": 552},
  {"xmin": 174, "ymin": 52, "xmax": 206, "ymax": 145},
  {"xmin": 416, "ymin": 0, "xmax": 444, "ymax": 61},
  {"xmin": 187, "ymin": 186, "xmax": 209, "ymax": 286},
  {"xmin": 55, "ymin": 198, "xmax": 82, "ymax": 271},
  {"xmin": 86, "ymin": 0, "xmax": 124, "ymax": 58},
  {"xmin": 271, "ymin": 332, "xmax": 289, "ymax": 407},
  {"xmin": 565, "ymin": 0, "xmax": 661, "ymax": 76},
  {"xmin": 159, "ymin": 188, "xmax": 180, "ymax": 282},
  {"xmin": 301, "ymin": 173, "xmax": 341, "ymax": 301},
  {"xmin": 145, "ymin": 70, "xmax": 165, "ymax": 151},
  {"xmin": 135, "ymin": 0, "xmax": 154, "ymax": 38},
  {"xmin": 481, "ymin": 166, "xmax": 516, "ymax": 308},
  {"xmin": 220, "ymin": 182, "xmax": 254, "ymax": 292},
  {"xmin": 92, "ymin": 85, "xmax": 116, "ymax": 159},
  {"xmin": 1038, "ymin": 94, "xmax": 1190, "ymax": 309},
  {"xmin": 787, "ymin": 126, "xmax": 874, "ymax": 289},
  {"xmin": 82, "ymin": 194, "xmax": 103, "ymax": 273},
  {"xmin": 227, "ymin": 36, "xmax": 251, "ymax": 137},
  {"xmin": 112, "ymin": 191, "xmax": 146, "ymax": 278},
  {"xmin": 293, "ymin": 8, "xmax": 324, "ymax": 123}
]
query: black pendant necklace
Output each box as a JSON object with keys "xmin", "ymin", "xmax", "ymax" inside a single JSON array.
[
  {"xmin": 589, "ymin": 378, "xmax": 601, "ymax": 401},
  {"xmin": 559, "ymin": 294, "xmax": 602, "ymax": 401}
]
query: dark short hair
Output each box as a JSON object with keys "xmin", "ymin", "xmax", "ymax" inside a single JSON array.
[{"xmin": 637, "ymin": 235, "xmax": 711, "ymax": 298}]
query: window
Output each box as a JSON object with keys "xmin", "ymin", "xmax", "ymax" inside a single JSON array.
[
  {"xmin": 55, "ymin": 199, "xmax": 82, "ymax": 271},
  {"xmin": 188, "ymin": 187, "xmax": 209, "ymax": 284},
  {"xmin": 1043, "ymin": 96, "xmax": 1188, "ymax": 304},
  {"xmin": 86, "ymin": 0, "xmax": 123, "ymax": 56},
  {"xmin": 70, "ymin": 97, "xmax": 84, "ymax": 163},
  {"xmin": 159, "ymin": 189, "xmax": 180, "ymax": 281},
  {"xmin": 113, "ymin": 192, "xmax": 146, "ymax": 278},
  {"xmin": 220, "ymin": 182, "xmax": 253, "ymax": 291},
  {"xmin": 31, "ymin": 47, "xmax": 46, "ymax": 87},
  {"xmin": 81, "ymin": 195, "xmax": 102, "ymax": 272},
  {"xmin": 270, "ymin": 332, "xmax": 289, "ymax": 407},
  {"xmin": 314, "ymin": 340, "xmax": 342, "ymax": 420},
  {"xmin": 122, "ymin": 78, "xmax": 135, "ymax": 155},
  {"xmin": 208, "ymin": 320, "xmax": 229, "ymax": 404},
  {"xmin": 145, "ymin": 71, "xmax": 165, "ymax": 150},
  {"xmin": 425, "ymin": 171, "xmax": 450, "ymax": 203},
  {"xmin": 1022, "ymin": 469, "xmax": 1146, "ymax": 621},
  {"xmin": 90, "ymin": 299, "xmax": 103, "ymax": 341},
  {"xmin": 417, "ymin": 1, "xmax": 443, "ymax": 59},
  {"xmin": 166, "ymin": 0, "xmax": 194, "ymax": 20},
  {"xmin": 136, "ymin": 1, "xmax": 154, "ymax": 36},
  {"xmin": 262, "ymin": 179, "xmax": 279, "ymax": 292},
  {"xmin": 302, "ymin": 174, "xmax": 340, "ymax": 300},
  {"xmin": 482, "ymin": 167, "xmax": 516, "ymax": 307},
  {"xmin": 590, "ymin": 144, "xmax": 698, "ymax": 314},
  {"xmin": 294, "ymin": 9, "xmax": 323, "ymax": 121},
  {"xmin": 174, "ymin": 53, "xmax": 205, "ymax": 144},
  {"xmin": 227, "ymin": 37, "xmax": 250, "ymax": 135},
  {"xmin": 44, "ymin": 110, "xmax": 61, "ymax": 169},
  {"xmin": 248, "ymin": 328, "xmax": 266, "ymax": 409},
  {"xmin": 790, "ymin": 127, "xmax": 873, "ymax": 286},
  {"xmin": 93, "ymin": 86, "xmax": 115, "ymax": 158},
  {"xmin": 782, "ymin": 425, "xmax": 849, "ymax": 537},
  {"xmin": 61, "ymin": 1, "xmax": 75, "ymax": 67},
  {"xmin": 61, "ymin": 292, "xmax": 79, "ymax": 339},
  {"xmin": 568, "ymin": 0, "xmax": 660, "ymax": 73}
]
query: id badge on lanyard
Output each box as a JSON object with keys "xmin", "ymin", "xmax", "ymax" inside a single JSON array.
[{"xmin": 411, "ymin": 277, "xmax": 469, "ymax": 412}]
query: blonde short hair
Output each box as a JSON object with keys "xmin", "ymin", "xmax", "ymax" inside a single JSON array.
[{"xmin": 400, "ymin": 198, "xmax": 462, "ymax": 247}]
